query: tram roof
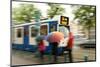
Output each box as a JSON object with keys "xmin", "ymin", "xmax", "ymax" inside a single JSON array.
[{"xmin": 12, "ymin": 19, "xmax": 58, "ymax": 28}]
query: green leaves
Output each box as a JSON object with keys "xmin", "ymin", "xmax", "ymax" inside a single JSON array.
[
  {"xmin": 12, "ymin": 4, "xmax": 41, "ymax": 23},
  {"xmin": 72, "ymin": 5, "xmax": 96, "ymax": 39},
  {"xmin": 73, "ymin": 6, "xmax": 96, "ymax": 28},
  {"xmin": 12, "ymin": 3, "xmax": 65, "ymax": 24},
  {"xmin": 47, "ymin": 4, "xmax": 65, "ymax": 19}
]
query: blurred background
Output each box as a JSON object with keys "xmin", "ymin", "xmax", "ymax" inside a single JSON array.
[{"xmin": 11, "ymin": 1, "xmax": 96, "ymax": 66}]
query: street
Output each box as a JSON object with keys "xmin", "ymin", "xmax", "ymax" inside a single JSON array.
[{"xmin": 12, "ymin": 45, "xmax": 96, "ymax": 66}]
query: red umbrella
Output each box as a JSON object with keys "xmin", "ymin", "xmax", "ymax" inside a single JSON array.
[{"xmin": 46, "ymin": 31, "xmax": 64, "ymax": 43}]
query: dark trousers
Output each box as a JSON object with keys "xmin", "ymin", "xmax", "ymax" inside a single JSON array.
[
  {"xmin": 39, "ymin": 51, "xmax": 44, "ymax": 60},
  {"xmin": 53, "ymin": 45, "xmax": 58, "ymax": 62},
  {"xmin": 50, "ymin": 42, "xmax": 58, "ymax": 62},
  {"xmin": 63, "ymin": 47, "xmax": 73, "ymax": 62}
]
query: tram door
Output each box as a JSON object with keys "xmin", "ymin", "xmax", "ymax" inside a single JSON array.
[{"xmin": 24, "ymin": 26, "xmax": 29, "ymax": 49}]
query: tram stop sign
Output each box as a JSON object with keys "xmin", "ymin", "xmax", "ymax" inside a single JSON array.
[{"xmin": 60, "ymin": 16, "xmax": 69, "ymax": 26}]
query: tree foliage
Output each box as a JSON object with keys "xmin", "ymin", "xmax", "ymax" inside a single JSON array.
[
  {"xmin": 47, "ymin": 3, "xmax": 65, "ymax": 19},
  {"xmin": 72, "ymin": 5, "xmax": 96, "ymax": 39},
  {"xmin": 12, "ymin": 4, "xmax": 41, "ymax": 23},
  {"xmin": 73, "ymin": 5, "xmax": 96, "ymax": 28}
]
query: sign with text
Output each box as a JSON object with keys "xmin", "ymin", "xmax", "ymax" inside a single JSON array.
[{"xmin": 60, "ymin": 16, "xmax": 69, "ymax": 26}]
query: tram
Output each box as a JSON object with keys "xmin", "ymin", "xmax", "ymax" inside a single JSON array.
[{"xmin": 12, "ymin": 16, "xmax": 70, "ymax": 54}]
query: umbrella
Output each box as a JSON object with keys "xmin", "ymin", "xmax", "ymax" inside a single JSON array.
[{"xmin": 46, "ymin": 31, "xmax": 64, "ymax": 43}]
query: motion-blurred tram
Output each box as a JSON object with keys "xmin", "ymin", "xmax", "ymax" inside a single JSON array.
[{"xmin": 12, "ymin": 16, "xmax": 70, "ymax": 54}]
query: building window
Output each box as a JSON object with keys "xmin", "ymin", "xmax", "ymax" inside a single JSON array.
[{"xmin": 17, "ymin": 28, "xmax": 22, "ymax": 38}]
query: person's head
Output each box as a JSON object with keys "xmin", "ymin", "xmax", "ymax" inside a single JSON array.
[
  {"xmin": 37, "ymin": 40, "xmax": 43, "ymax": 45},
  {"xmin": 69, "ymin": 32, "xmax": 72, "ymax": 35},
  {"xmin": 40, "ymin": 39, "xmax": 44, "ymax": 42},
  {"xmin": 69, "ymin": 32, "xmax": 73, "ymax": 36}
]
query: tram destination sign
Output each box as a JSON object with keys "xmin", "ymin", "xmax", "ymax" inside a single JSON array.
[{"xmin": 60, "ymin": 16, "xmax": 69, "ymax": 26}]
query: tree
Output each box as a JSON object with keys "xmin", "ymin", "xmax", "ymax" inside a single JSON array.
[
  {"xmin": 12, "ymin": 4, "xmax": 41, "ymax": 23},
  {"xmin": 72, "ymin": 5, "xmax": 96, "ymax": 39},
  {"xmin": 47, "ymin": 3, "xmax": 65, "ymax": 19}
]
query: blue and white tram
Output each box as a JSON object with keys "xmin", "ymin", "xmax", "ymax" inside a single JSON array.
[{"xmin": 12, "ymin": 16, "xmax": 70, "ymax": 53}]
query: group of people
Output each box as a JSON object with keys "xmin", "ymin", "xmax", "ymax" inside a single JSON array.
[{"xmin": 37, "ymin": 32, "xmax": 74, "ymax": 63}]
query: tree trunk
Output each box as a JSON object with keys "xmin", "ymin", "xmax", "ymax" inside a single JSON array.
[{"xmin": 87, "ymin": 27, "xmax": 91, "ymax": 39}]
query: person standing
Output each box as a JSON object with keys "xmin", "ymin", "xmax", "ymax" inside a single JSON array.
[
  {"xmin": 64, "ymin": 32, "xmax": 74, "ymax": 62},
  {"xmin": 38, "ymin": 40, "xmax": 46, "ymax": 61},
  {"xmin": 67, "ymin": 32, "xmax": 74, "ymax": 49}
]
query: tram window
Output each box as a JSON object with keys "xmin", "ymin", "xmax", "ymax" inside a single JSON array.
[
  {"xmin": 17, "ymin": 28, "xmax": 22, "ymax": 38},
  {"xmin": 40, "ymin": 25, "xmax": 48, "ymax": 35},
  {"xmin": 31, "ymin": 27, "xmax": 38, "ymax": 37},
  {"xmin": 24, "ymin": 29, "xmax": 28, "ymax": 36},
  {"xmin": 59, "ymin": 26, "xmax": 69, "ymax": 37},
  {"xmin": 50, "ymin": 25, "xmax": 56, "ymax": 32},
  {"xmin": 49, "ymin": 23, "xmax": 57, "ymax": 32}
]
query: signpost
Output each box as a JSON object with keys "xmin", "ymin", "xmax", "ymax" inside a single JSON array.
[{"xmin": 60, "ymin": 16, "xmax": 69, "ymax": 26}]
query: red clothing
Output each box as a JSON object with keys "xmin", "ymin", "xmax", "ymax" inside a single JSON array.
[
  {"xmin": 67, "ymin": 32, "xmax": 74, "ymax": 49},
  {"xmin": 38, "ymin": 40, "xmax": 46, "ymax": 51}
]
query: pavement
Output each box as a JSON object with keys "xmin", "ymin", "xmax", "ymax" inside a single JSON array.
[{"xmin": 11, "ymin": 45, "xmax": 96, "ymax": 66}]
